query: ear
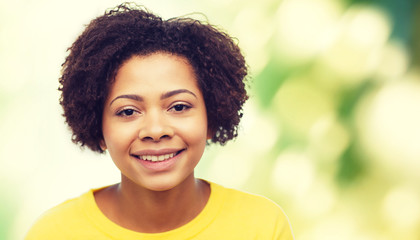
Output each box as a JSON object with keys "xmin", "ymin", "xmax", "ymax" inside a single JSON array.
[
  {"xmin": 206, "ymin": 128, "xmax": 213, "ymax": 140},
  {"xmin": 99, "ymin": 139, "xmax": 107, "ymax": 151}
]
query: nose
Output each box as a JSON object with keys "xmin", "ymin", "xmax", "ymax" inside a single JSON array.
[{"xmin": 138, "ymin": 110, "xmax": 174, "ymax": 142}]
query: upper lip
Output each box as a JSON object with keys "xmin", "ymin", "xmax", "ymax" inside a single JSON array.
[{"xmin": 130, "ymin": 148, "xmax": 184, "ymax": 156}]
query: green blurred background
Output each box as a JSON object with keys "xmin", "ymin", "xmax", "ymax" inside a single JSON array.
[{"xmin": 1, "ymin": 0, "xmax": 420, "ymax": 239}]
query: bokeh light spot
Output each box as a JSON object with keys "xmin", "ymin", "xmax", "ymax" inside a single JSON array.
[
  {"xmin": 273, "ymin": 77, "xmax": 335, "ymax": 134},
  {"xmin": 275, "ymin": 0, "xmax": 343, "ymax": 65},
  {"xmin": 357, "ymin": 79, "xmax": 420, "ymax": 177},
  {"xmin": 383, "ymin": 185, "xmax": 420, "ymax": 229},
  {"xmin": 318, "ymin": 5, "xmax": 391, "ymax": 83},
  {"xmin": 272, "ymin": 149, "xmax": 315, "ymax": 198}
]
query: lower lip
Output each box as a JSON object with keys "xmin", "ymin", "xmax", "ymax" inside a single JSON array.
[{"xmin": 135, "ymin": 151, "xmax": 183, "ymax": 172}]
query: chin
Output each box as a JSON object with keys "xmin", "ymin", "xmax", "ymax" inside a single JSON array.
[
  {"xmin": 146, "ymin": 184, "xmax": 181, "ymax": 193},
  {"xmin": 140, "ymin": 178, "xmax": 182, "ymax": 192},
  {"xmin": 143, "ymin": 174, "xmax": 195, "ymax": 192}
]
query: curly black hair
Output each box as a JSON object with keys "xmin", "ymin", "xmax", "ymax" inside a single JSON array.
[{"xmin": 59, "ymin": 3, "xmax": 248, "ymax": 153}]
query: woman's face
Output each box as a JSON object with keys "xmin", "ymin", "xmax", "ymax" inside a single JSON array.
[{"xmin": 101, "ymin": 52, "xmax": 209, "ymax": 191}]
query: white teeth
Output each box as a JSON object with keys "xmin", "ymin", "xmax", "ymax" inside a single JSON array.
[{"xmin": 139, "ymin": 152, "xmax": 176, "ymax": 162}]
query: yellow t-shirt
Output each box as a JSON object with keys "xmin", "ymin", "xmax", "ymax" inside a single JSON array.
[{"xmin": 25, "ymin": 182, "xmax": 294, "ymax": 239}]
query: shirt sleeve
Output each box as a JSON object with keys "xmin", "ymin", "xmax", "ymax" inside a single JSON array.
[{"xmin": 273, "ymin": 208, "xmax": 294, "ymax": 240}]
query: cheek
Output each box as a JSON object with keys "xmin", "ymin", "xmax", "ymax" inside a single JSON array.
[
  {"xmin": 179, "ymin": 116, "xmax": 208, "ymax": 146},
  {"xmin": 102, "ymin": 120, "xmax": 138, "ymax": 152}
]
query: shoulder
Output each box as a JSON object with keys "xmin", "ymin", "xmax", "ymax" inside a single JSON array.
[
  {"xmin": 212, "ymin": 182, "xmax": 284, "ymax": 216},
  {"xmin": 210, "ymin": 182, "xmax": 294, "ymax": 239},
  {"xmin": 24, "ymin": 190, "xmax": 92, "ymax": 240}
]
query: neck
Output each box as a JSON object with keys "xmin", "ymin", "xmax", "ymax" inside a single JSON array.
[{"xmin": 96, "ymin": 174, "xmax": 210, "ymax": 233}]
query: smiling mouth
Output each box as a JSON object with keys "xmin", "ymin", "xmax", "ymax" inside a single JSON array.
[{"xmin": 131, "ymin": 149, "xmax": 184, "ymax": 162}]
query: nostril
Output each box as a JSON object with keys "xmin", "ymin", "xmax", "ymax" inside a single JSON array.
[
  {"xmin": 141, "ymin": 134, "xmax": 171, "ymax": 142},
  {"xmin": 137, "ymin": 122, "xmax": 174, "ymax": 141}
]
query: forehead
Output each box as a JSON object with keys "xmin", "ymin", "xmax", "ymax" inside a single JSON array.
[{"xmin": 107, "ymin": 52, "xmax": 202, "ymax": 99}]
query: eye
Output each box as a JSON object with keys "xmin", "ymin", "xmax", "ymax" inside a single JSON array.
[
  {"xmin": 169, "ymin": 104, "xmax": 191, "ymax": 112},
  {"xmin": 116, "ymin": 108, "xmax": 137, "ymax": 116}
]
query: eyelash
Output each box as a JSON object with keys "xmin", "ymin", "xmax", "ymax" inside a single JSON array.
[
  {"xmin": 169, "ymin": 103, "xmax": 192, "ymax": 112},
  {"xmin": 115, "ymin": 104, "xmax": 191, "ymax": 117},
  {"xmin": 116, "ymin": 108, "xmax": 138, "ymax": 117}
]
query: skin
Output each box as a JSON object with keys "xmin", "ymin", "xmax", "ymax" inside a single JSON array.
[{"xmin": 95, "ymin": 52, "xmax": 211, "ymax": 233}]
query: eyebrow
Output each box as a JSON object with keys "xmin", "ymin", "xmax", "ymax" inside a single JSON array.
[
  {"xmin": 109, "ymin": 89, "xmax": 197, "ymax": 106},
  {"xmin": 109, "ymin": 94, "xmax": 143, "ymax": 106},
  {"xmin": 161, "ymin": 89, "xmax": 197, "ymax": 100}
]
